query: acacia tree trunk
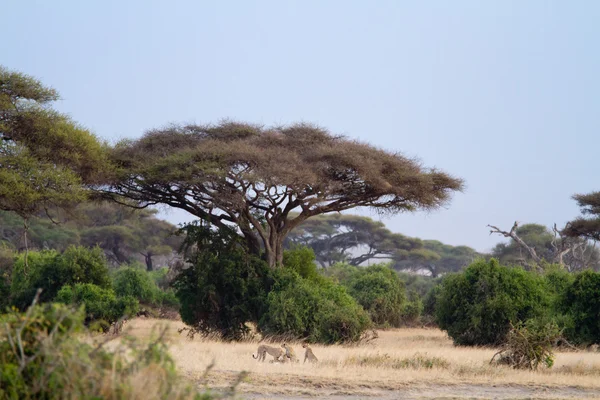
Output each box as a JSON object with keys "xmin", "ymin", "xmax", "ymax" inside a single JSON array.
[
  {"xmin": 23, "ymin": 217, "xmax": 29, "ymax": 276},
  {"xmin": 144, "ymin": 253, "xmax": 153, "ymax": 271}
]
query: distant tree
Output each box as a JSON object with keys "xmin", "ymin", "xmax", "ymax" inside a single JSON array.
[
  {"xmin": 74, "ymin": 202, "xmax": 180, "ymax": 270},
  {"xmin": 0, "ymin": 211, "xmax": 79, "ymax": 251},
  {"xmin": 285, "ymin": 213, "xmax": 423, "ymax": 267},
  {"xmin": 394, "ymin": 240, "xmax": 480, "ymax": 278},
  {"xmin": 564, "ymin": 191, "xmax": 600, "ymax": 242},
  {"xmin": 0, "ymin": 66, "xmax": 105, "ymax": 267},
  {"xmin": 0, "ymin": 202, "xmax": 181, "ymax": 270},
  {"xmin": 489, "ymin": 221, "xmax": 599, "ymax": 272},
  {"xmin": 98, "ymin": 122, "xmax": 463, "ymax": 268}
]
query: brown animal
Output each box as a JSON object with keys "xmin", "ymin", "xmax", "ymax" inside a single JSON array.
[
  {"xmin": 282, "ymin": 343, "xmax": 299, "ymax": 363},
  {"xmin": 253, "ymin": 345, "xmax": 285, "ymax": 362},
  {"xmin": 302, "ymin": 343, "xmax": 318, "ymax": 363}
]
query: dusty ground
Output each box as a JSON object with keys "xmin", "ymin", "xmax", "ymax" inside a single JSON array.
[{"xmin": 108, "ymin": 318, "xmax": 600, "ymax": 399}]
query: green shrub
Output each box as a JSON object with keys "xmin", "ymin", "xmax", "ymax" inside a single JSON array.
[
  {"xmin": 173, "ymin": 225, "xmax": 273, "ymax": 341},
  {"xmin": 283, "ymin": 246, "xmax": 320, "ymax": 281},
  {"xmin": 397, "ymin": 272, "xmax": 442, "ymax": 298},
  {"xmin": 435, "ymin": 258, "xmax": 549, "ymax": 346},
  {"xmin": 113, "ymin": 266, "xmax": 159, "ymax": 304},
  {"xmin": 10, "ymin": 246, "xmax": 111, "ymax": 310},
  {"xmin": 423, "ymin": 284, "xmax": 441, "ymax": 318},
  {"xmin": 560, "ymin": 270, "xmax": 600, "ymax": 345},
  {"xmin": 322, "ymin": 262, "xmax": 360, "ymax": 284},
  {"xmin": 259, "ymin": 269, "xmax": 371, "ymax": 344},
  {"xmin": 345, "ymin": 264, "xmax": 406, "ymax": 327},
  {"xmin": 158, "ymin": 289, "xmax": 180, "ymax": 308},
  {"xmin": 55, "ymin": 283, "xmax": 139, "ymax": 331},
  {"xmin": 149, "ymin": 266, "xmax": 171, "ymax": 289},
  {"xmin": 402, "ymin": 289, "xmax": 424, "ymax": 325},
  {"xmin": 0, "ymin": 302, "xmax": 229, "ymax": 399}
]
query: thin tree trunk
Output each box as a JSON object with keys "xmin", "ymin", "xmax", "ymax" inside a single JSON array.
[
  {"xmin": 23, "ymin": 217, "xmax": 29, "ymax": 276},
  {"xmin": 145, "ymin": 253, "xmax": 153, "ymax": 271}
]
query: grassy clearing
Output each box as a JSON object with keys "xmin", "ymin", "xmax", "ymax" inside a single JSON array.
[{"xmin": 106, "ymin": 318, "xmax": 600, "ymax": 397}]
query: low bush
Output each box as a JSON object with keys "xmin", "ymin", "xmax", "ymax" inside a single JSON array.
[
  {"xmin": 282, "ymin": 246, "xmax": 320, "ymax": 281},
  {"xmin": 0, "ymin": 300, "xmax": 233, "ymax": 399},
  {"xmin": 113, "ymin": 266, "xmax": 159, "ymax": 304},
  {"xmin": 345, "ymin": 264, "xmax": 406, "ymax": 328},
  {"xmin": 259, "ymin": 268, "xmax": 371, "ymax": 344},
  {"xmin": 435, "ymin": 258, "xmax": 549, "ymax": 346},
  {"xmin": 149, "ymin": 266, "xmax": 171, "ymax": 290},
  {"xmin": 55, "ymin": 283, "xmax": 139, "ymax": 331},
  {"xmin": 402, "ymin": 289, "xmax": 424, "ymax": 325},
  {"xmin": 10, "ymin": 246, "xmax": 111, "ymax": 310},
  {"xmin": 491, "ymin": 319, "xmax": 561, "ymax": 370},
  {"xmin": 559, "ymin": 270, "xmax": 600, "ymax": 345}
]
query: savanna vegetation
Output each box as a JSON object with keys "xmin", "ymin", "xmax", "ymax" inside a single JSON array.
[{"xmin": 2, "ymin": 65, "xmax": 600, "ymax": 398}]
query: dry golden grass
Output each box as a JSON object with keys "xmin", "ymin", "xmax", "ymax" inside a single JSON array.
[{"xmin": 108, "ymin": 318, "xmax": 600, "ymax": 399}]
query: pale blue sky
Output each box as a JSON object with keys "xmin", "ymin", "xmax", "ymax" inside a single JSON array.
[{"xmin": 3, "ymin": 1, "xmax": 599, "ymax": 252}]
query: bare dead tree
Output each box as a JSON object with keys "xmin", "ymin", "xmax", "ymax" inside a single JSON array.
[
  {"xmin": 488, "ymin": 222, "xmax": 542, "ymax": 265},
  {"xmin": 489, "ymin": 221, "xmax": 599, "ymax": 271}
]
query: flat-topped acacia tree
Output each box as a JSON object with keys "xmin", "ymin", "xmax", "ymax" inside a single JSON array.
[{"xmin": 100, "ymin": 122, "xmax": 463, "ymax": 268}]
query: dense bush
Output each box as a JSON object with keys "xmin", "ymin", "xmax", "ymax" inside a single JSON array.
[
  {"xmin": 397, "ymin": 272, "xmax": 441, "ymax": 298},
  {"xmin": 435, "ymin": 258, "xmax": 549, "ymax": 346},
  {"xmin": 423, "ymin": 284, "xmax": 441, "ymax": 319},
  {"xmin": 149, "ymin": 266, "xmax": 171, "ymax": 289},
  {"xmin": 559, "ymin": 270, "xmax": 600, "ymax": 345},
  {"xmin": 173, "ymin": 225, "xmax": 371, "ymax": 343},
  {"xmin": 0, "ymin": 302, "xmax": 230, "ymax": 399},
  {"xmin": 10, "ymin": 246, "xmax": 111, "ymax": 310},
  {"xmin": 55, "ymin": 283, "xmax": 138, "ymax": 331},
  {"xmin": 173, "ymin": 225, "xmax": 273, "ymax": 340},
  {"xmin": 402, "ymin": 289, "xmax": 424, "ymax": 325},
  {"xmin": 345, "ymin": 265, "xmax": 406, "ymax": 327},
  {"xmin": 113, "ymin": 266, "xmax": 159, "ymax": 304},
  {"xmin": 259, "ymin": 268, "xmax": 371, "ymax": 343},
  {"xmin": 283, "ymin": 245, "xmax": 320, "ymax": 280},
  {"xmin": 322, "ymin": 262, "xmax": 360, "ymax": 284}
]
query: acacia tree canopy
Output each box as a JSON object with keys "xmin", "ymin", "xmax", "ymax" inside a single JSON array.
[
  {"xmin": 100, "ymin": 122, "xmax": 463, "ymax": 267},
  {"xmin": 0, "ymin": 66, "xmax": 106, "ymax": 220},
  {"xmin": 565, "ymin": 192, "xmax": 600, "ymax": 242}
]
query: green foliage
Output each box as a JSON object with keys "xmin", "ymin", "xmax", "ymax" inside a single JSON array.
[
  {"xmin": 559, "ymin": 270, "xmax": 600, "ymax": 344},
  {"xmin": 345, "ymin": 264, "xmax": 406, "ymax": 327},
  {"xmin": 259, "ymin": 268, "xmax": 371, "ymax": 344},
  {"xmin": 173, "ymin": 224, "xmax": 272, "ymax": 340},
  {"xmin": 149, "ymin": 266, "xmax": 171, "ymax": 289},
  {"xmin": 491, "ymin": 319, "xmax": 561, "ymax": 370},
  {"xmin": 55, "ymin": 283, "xmax": 138, "ymax": 331},
  {"xmin": 402, "ymin": 289, "xmax": 424, "ymax": 325},
  {"xmin": 10, "ymin": 246, "xmax": 111, "ymax": 310},
  {"xmin": 423, "ymin": 284, "xmax": 442, "ymax": 318},
  {"xmin": 113, "ymin": 266, "xmax": 159, "ymax": 304},
  {"xmin": 0, "ymin": 301, "xmax": 228, "ymax": 399},
  {"xmin": 0, "ymin": 66, "xmax": 107, "ymax": 221},
  {"xmin": 435, "ymin": 258, "xmax": 549, "ymax": 346},
  {"xmin": 322, "ymin": 262, "xmax": 360, "ymax": 283},
  {"xmin": 282, "ymin": 246, "xmax": 319, "ymax": 280}
]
